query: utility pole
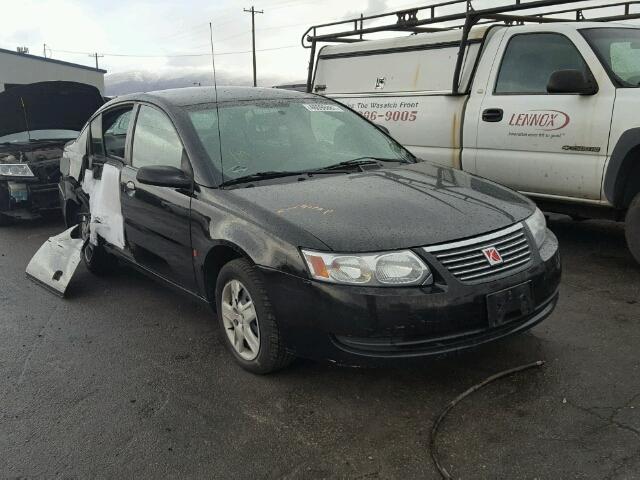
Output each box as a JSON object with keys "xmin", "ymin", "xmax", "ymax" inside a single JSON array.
[
  {"xmin": 88, "ymin": 52, "xmax": 104, "ymax": 71},
  {"xmin": 243, "ymin": 6, "xmax": 263, "ymax": 87}
]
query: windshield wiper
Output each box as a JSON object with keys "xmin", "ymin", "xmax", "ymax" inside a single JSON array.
[
  {"xmin": 220, "ymin": 170, "xmax": 306, "ymax": 187},
  {"xmin": 221, "ymin": 168, "xmax": 357, "ymax": 187},
  {"xmin": 220, "ymin": 157, "xmax": 413, "ymax": 187},
  {"xmin": 313, "ymin": 156, "xmax": 411, "ymax": 172}
]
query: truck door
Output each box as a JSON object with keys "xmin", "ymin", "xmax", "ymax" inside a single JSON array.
[
  {"xmin": 120, "ymin": 104, "xmax": 196, "ymax": 291},
  {"xmin": 470, "ymin": 31, "xmax": 615, "ymax": 201}
]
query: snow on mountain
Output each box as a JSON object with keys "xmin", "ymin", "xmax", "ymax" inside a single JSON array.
[{"xmin": 105, "ymin": 68, "xmax": 293, "ymax": 96}]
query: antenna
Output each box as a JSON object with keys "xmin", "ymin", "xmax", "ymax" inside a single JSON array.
[
  {"xmin": 19, "ymin": 97, "xmax": 31, "ymax": 142},
  {"xmin": 209, "ymin": 22, "xmax": 219, "ymax": 104},
  {"xmin": 209, "ymin": 21, "xmax": 224, "ymax": 181}
]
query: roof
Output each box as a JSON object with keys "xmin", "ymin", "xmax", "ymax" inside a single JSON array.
[
  {"xmin": 115, "ymin": 86, "xmax": 316, "ymax": 106},
  {"xmin": 0, "ymin": 47, "xmax": 107, "ymax": 74}
]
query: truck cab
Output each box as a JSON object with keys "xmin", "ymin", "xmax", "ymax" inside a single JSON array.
[{"xmin": 305, "ymin": 1, "xmax": 640, "ymax": 263}]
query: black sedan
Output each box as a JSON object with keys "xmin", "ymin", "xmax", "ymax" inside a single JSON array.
[{"xmin": 59, "ymin": 86, "xmax": 561, "ymax": 373}]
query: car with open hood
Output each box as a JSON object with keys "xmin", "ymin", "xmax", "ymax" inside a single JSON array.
[
  {"xmin": 0, "ymin": 81, "xmax": 104, "ymax": 225},
  {"xmin": 56, "ymin": 86, "xmax": 561, "ymax": 373}
]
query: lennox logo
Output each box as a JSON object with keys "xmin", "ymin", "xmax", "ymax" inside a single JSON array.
[{"xmin": 508, "ymin": 110, "xmax": 570, "ymax": 131}]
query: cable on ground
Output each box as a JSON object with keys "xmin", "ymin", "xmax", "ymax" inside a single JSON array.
[{"xmin": 430, "ymin": 360, "xmax": 546, "ymax": 479}]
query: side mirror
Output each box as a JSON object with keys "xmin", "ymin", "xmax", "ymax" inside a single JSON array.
[
  {"xmin": 376, "ymin": 124, "xmax": 390, "ymax": 135},
  {"xmin": 547, "ymin": 69, "xmax": 598, "ymax": 95},
  {"xmin": 136, "ymin": 165, "xmax": 193, "ymax": 189}
]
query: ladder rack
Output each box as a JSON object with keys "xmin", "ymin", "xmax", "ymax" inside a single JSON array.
[{"xmin": 302, "ymin": 0, "xmax": 640, "ymax": 93}]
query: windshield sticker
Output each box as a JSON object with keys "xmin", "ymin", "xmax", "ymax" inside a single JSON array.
[{"xmin": 303, "ymin": 104, "xmax": 343, "ymax": 113}]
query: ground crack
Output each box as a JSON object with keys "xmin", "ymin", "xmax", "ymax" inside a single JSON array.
[{"xmin": 565, "ymin": 398, "xmax": 640, "ymax": 439}]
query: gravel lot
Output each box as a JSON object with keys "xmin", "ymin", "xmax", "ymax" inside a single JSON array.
[{"xmin": 1, "ymin": 215, "xmax": 639, "ymax": 479}]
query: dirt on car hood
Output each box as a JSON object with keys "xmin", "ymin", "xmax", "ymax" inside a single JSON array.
[{"xmin": 227, "ymin": 161, "xmax": 536, "ymax": 252}]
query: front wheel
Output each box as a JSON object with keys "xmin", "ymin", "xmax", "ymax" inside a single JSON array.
[
  {"xmin": 625, "ymin": 193, "xmax": 640, "ymax": 265},
  {"xmin": 80, "ymin": 214, "xmax": 116, "ymax": 275},
  {"xmin": 215, "ymin": 258, "xmax": 294, "ymax": 374}
]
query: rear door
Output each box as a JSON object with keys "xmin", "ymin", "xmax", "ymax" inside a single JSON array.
[
  {"xmin": 470, "ymin": 30, "xmax": 615, "ymax": 201},
  {"xmin": 120, "ymin": 104, "xmax": 196, "ymax": 291}
]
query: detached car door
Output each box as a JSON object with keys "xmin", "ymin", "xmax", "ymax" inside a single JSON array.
[
  {"xmin": 471, "ymin": 30, "xmax": 615, "ymax": 201},
  {"xmin": 120, "ymin": 104, "xmax": 196, "ymax": 291}
]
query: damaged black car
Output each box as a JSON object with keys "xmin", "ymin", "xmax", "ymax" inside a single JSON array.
[
  {"xmin": 0, "ymin": 81, "xmax": 103, "ymax": 225},
  {"xmin": 50, "ymin": 86, "xmax": 561, "ymax": 374}
]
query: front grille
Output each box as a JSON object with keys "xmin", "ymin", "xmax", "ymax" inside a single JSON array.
[{"xmin": 424, "ymin": 223, "xmax": 532, "ymax": 283}]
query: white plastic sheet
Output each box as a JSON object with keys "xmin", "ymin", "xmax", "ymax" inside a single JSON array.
[{"xmin": 81, "ymin": 165, "xmax": 125, "ymax": 249}]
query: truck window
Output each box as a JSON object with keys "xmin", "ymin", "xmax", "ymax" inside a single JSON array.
[{"xmin": 495, "ymin": 33, "xmax": 589, "ymax": 94}]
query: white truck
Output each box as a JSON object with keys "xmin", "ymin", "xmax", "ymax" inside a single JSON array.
[{"xmin": 303, "ymin": 0, "xmax": 640, "ymax": 263}]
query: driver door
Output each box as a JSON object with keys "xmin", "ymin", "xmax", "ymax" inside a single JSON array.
[
  {"xmin": 470, "ymin": 31, "xmax": 615, "ymax": 201},
  {"xmin": 120, "ymin": 104, "xmax": 196, "ymax": 291}
]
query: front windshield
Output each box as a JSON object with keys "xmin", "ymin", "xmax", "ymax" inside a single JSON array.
[
  {"xmin": 187, "ymin": 99, "xmax": 412, "ymax": 181},
  {"xmin": 582, "ymin": 28, "xmax": 640, "ymax": 87},
  {"xmin": 0, "ymin": 129, "xmax": 79, "ymax": 143}
]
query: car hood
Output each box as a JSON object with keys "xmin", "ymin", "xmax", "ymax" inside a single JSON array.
[
  {"xmin": 227, "ymin": 162, "xmax": 536, "ymax": 252},
  {"xmin": 0, "ymin": 81, "xmax": 104, "ymax": 138}
]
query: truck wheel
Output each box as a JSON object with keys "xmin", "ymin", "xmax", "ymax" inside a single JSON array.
[
  {"xmin": 80, "ymin": 215, "xmax": 116, "ymax": 275},
  {"xmin": 625, "ymin": 194, "xmax": 640, "ymax": 264},
  {"xmin": 0, "ymin": 214, "xmax": 14, "ymax": 226},
  {"xmin": 215, "ymin": 258, "xmax": 294, "ymax": 374}
]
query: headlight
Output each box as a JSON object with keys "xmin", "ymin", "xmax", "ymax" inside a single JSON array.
[
  {"xmin": 0, "ymin": 164, "xmax": 34, "ymax": 177},
  {"xmin": 524, "ymin": 207, "xmax": 547, "ymax": 249},
  {"xmin": 302, "ymin": 249, "xmax": 432, "ymax": 286}
]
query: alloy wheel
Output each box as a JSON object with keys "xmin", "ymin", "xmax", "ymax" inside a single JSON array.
[{"xmin": 221, "ymin": 279, "xmax": 260, "ymax": 361}]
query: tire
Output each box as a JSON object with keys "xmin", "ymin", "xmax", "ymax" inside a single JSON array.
[
  {"xmin": 215, "ymin": 258, "xmax": 294, "ymax": 374},
  {"xmin": 80, "ymin": 214, "xmax": 116, "ymax": 275},
  {"xmin": 625, "ymin": 194, "xmax": 640, "ymax": 265}
]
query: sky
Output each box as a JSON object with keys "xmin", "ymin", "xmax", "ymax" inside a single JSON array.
[{"xmin": 1, "ymin": 0, "xmax": 638, "ymax": 94}]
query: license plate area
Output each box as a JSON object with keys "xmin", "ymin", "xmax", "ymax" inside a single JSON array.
[{"xmin": 487, "ymin": 281, "xmax": 534, "ymax": 327}]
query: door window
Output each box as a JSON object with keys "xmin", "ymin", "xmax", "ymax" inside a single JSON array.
[
  {"xmin": 103, "ymin": 107, "xmax": 132, "ymax": 159},
  {"xmin": 132, "ymin": 105, "xmax": 183, "ymax": 169},
  {"xmin": 89, "ymin": 116, "xmax": 104, "ymax": 157},
  {"xmin": 495, "ymin": 33, "xmax": 589, "ymax": 94}
]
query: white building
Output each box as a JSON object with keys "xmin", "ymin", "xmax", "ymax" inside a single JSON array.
[{"xmin": 0, "ymin": 47, "xmax": 105, "ymax": 94}]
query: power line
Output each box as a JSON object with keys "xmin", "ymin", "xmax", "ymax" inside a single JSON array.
[{"xmin": 50, "ymin": 44, "xmax": 297, "ymax": 59}]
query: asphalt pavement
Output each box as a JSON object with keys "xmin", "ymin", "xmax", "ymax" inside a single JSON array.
[{"xmin": 1, "ymin": 215, "xmax": 639, "ymax": 479}]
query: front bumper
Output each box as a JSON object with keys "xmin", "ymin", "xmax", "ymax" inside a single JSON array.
[
  {"xmin": 259, "ymin": 231, "xmax": 561, "ymax": 363},
  {"xmin": 0, "ymin": 178, "xmax": 60, "ymax": 219}
]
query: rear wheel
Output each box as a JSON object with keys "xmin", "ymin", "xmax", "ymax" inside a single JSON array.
[
  {"xmin": 625, "ymin": 193, "xmax": 640, "ymax": 264},
  {"xmin": 215, "ymin": 258, "xmax": 294, "ymax": 374},
  {"xmin": 80, "ymin": 214, "xmax": 116, "ymax": 275}
]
